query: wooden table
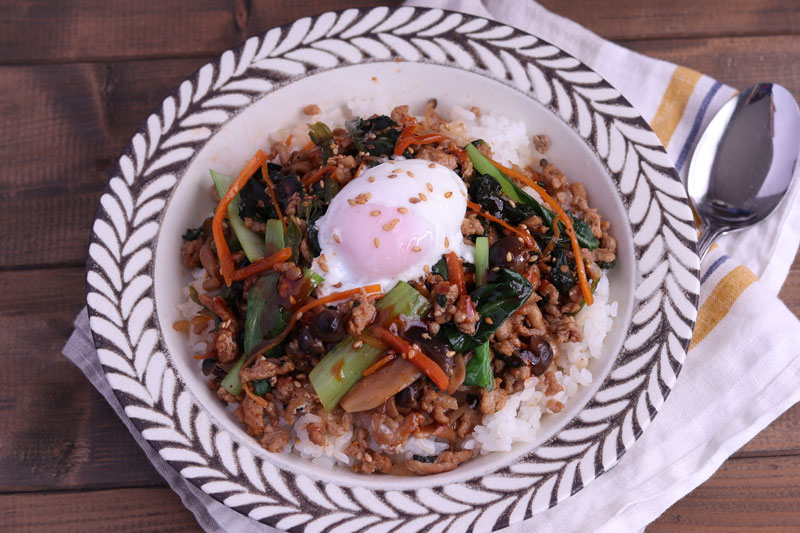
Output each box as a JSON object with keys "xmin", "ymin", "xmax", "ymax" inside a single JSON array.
[{"xmin": 2, "ymin": 1, "xmax": 799, "ymax": 530}]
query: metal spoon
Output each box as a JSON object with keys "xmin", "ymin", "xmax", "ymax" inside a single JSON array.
[{"xmin": 687, "ymin": 82, "xmax": 800, "ymax": 257}]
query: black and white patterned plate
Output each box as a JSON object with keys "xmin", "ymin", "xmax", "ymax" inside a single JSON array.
[{"xmin": 85, "ymin": 7, "xmax": 699, "ymax": 532}]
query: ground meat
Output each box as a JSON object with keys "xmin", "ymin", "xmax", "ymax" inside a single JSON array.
[
  {"xmin": 432, "ymin": 282, "xmax": 459, "ymax": 324},
  {"xmin": 284, "ymin": 192, "xmax": 301, "ymax": 217},
  {"xmin": 543, "ymin": 371, "xmax": 565, "ymax": 396},
  {"xmin": 213, "ymin": 326, "xmax": 238, "ymax": 364},
  {"xmin": 416, "ymin": 145, "xmax": 458, "ymax": 169},
  {"xmin": 547, "ymin": 399, "xmax": 564, "ymax": 413},
  {"xmin": 345, "ymin": 427, "xmax": 369, "ymax": 460},
  {"xmin": 306, "ymin": 422, "xmax": 326, "ymax": 446},
  {"xmin": 198, "ymin": 294, "xmax": 237, "ymax": 323},
  {"xmin": 216, "ymin": 386, "xmax": 237, "ymax": 404},
  {"xmin": 354, "ymin": 449, "xmax": 393, "ymax": 474},
  {"xmin": 284, "ymin": 382, "xmax": 318, "ymax": 424},
  {"xmin": 450, "ymin": 406, "xmax": 481, "ymax": 438},
  {"xmin": 370, "ymin": 411, "xmax": 425, "ymax": 448},
  {"xmin": 461, "ymin": 214, "xmax": 484, "ymax": 236},
  {"xmin": 318, "ymin": 408, "xmax": 353, "ymax": 437},
  {"xmin": 390, "ymin": 105, "xmax": 416, "ymax": 128},
  {"xmin": 347, "ymin": 292, "xmax": 377, "ymax": 337},
  {"xmin": 533, "ymin": 134, "xmax": 550, "ymax": 154},
  {"xmin": 243, "ymin": 217, "xmax": 266, "ymax": 233},
  {"xmin": 234, "ymin": 396, "xmax": 266, "ymax": 437},
  {"xmin": 181, "ymin": 238, "xmax": 203, "ymax": 268},
  {"xmin": 453, "ymin": 295, "xmax": 479, "ymax": 335},
  {"xmin": 503, "ymin": 364, "xmax": 532, "ymax": 394},
  {"xmin": 479, "ymin": 380, "xmax": 508, "ymax": 414},
  {"xmin": 420, "ymin": 384, "xmax": 458, "ymax": 425},
  {"xmin": 545, "ymin": 314, "xmax": 582, "ymax": 344},
  {"xmin": 405, "ymin": 450, "xmax": 473, "ymax": 475},
  {"xmin": 260, "ymin": 423, "xmax": 291, "ymax": 452},
  {"xmin": 540, "ymin": 163, "xmax": 568, "ymax": 190},
  {"xmin": 240, "ymin": 357, "xmax": 295, "ymax": 383}
]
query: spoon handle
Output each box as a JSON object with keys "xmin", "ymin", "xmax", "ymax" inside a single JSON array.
[{"xmin": 696, "ymin": 225, "xmax": 726, "ymax": 258}]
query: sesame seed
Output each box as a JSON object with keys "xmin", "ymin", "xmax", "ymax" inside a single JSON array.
[
  {"xmin": 445, "ymin": 237, "xmax": 450, "ymax": 247},
  {"xmin": 485, "ymin": 317, "xmax": 494, "ymax": 325},
  {"xmin": 388, "ymin": 173, "xmax": 398, "ymax": 179},
  {"xmin": 506, "ymin": 252, "xmax": 513, "ymax": 262},
  {"xmin": 508, "ymin": 200, "xmax": 517, "ymax": 207},
  {"xmin": 352, "ymin": 340, "xmax": 363, "ymax": 349},
  {"xmin": 294, "ymin": 381, "xmax": 301, "ymax": 388},
  {"xmin": 426, "ymin": 183, "xmax": 433, "ymax": 192},
  {"xmin": 289, "ymin": 295, "xmax": 296, "ymax": 305},
  {"xmin": 388, "ymin": 160, "xmax": 396, "ymax": 164},
  {"xmin": 444, "ymin": 191, "xmax": 453, "ymax": 198},
  {"xmin": 410, "ymin": 197, "xmax": 420, "ymax": 204},
  {"xmin": 461, "ymin": 190, "xmax": 466, "ymax": 196},
  {"xmin": 333, "ymin": 282, "xmax": 343, "ymax": 288},
  {"xmin": 412, "ymin": 245, "xmax": 422, "ymax": 252},
  {"xmin": 446, "ymin": 350, "xmax": 456, "ymax": 358},
  {"xmin": 368, "ymin": 176, "xmax": 375, "ymax": 182},
  {"xmin": 517, "ymin": 236, "xmax": 524, "ymax": 243},
  {"xmin": 397, "ymin": 207, "xmax": 408, "ymax": 214},
  {"xmin": 370, "ymin": 210, "xmax": 381, "ymax": 217},
  {"xmin": 407, "ymin": 171, "xmax": 415, "ymax": 178},
  {"xmin": 382, "ymin": 223, "xmax": 394, "ymax": 231},
  {"xmin": 374, "ymin": 237, "xmax": 380, "ymax": 248},
  {"xmin": 428, "ymin": 163, "xmax": 436, "ymax": 169},
  {"xmin": 419, "ymin": 192, "xmax": 427, "ymax": 201},
  {"xmin": 424, "ymin": 265, "xmax": 431, "ymax": 274},
  {"xmin": 333, "ymin": 234, "xmax": 341, "ymax": 243}
]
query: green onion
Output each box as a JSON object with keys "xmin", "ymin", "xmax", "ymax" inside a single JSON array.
[
  {"xmin": 285, "ymin": 217, "xmax": 303, "ymax": 263},
  {"xmin": 303, "ymin": 267, "xmax": 324, "ymax": 286},
  {"xmin": 309, "ymin": 281, "xmax": 430, "ymax": 411},
  {"xmin": 475, "ymin": 236, "xmax": 489, "ymax": 286},
  {"xmin": 264, "ymin": 219, "xmax": 284, "ymax": 256},
  {"xmin": 309, "ymin": 122, "xmax": 334, "ymax": 162},
  {"xmin": 243, "ymin": 273, "xmax": 286, "ymax": 356},
  {"xmin": 210, "ymin": 170, "xmax": 266, "ymax": 262},
  {"xmin": 463, "ymin": 341, "xmax": 493, "ymax": 390},
  {"xmin": 221, "ymin": 354, "xmax": 247, "ymax": 396}
]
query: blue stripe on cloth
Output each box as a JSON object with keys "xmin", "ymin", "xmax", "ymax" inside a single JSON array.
[
  {"xmin": 676, "ymin": 81, "xmax": 723, "ymax": 172},
  {"xmin": 701, "ymin": 254, "xmax": 729, "ymax": 284}
]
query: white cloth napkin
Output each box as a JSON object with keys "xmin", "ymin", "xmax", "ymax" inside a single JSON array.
[{"xmin": 63, "ymin": 1, "xmax": 800, "ymax": 532}]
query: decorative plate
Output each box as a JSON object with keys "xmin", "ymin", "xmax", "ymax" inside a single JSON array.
[{"xmin": 85, "ymin": 6, "xmax": 699, "ymax": 532}]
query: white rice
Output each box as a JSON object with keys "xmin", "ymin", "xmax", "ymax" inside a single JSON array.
[{"xmin": 182, "ymin": 102, "xmax": 617, "ymax": 467}]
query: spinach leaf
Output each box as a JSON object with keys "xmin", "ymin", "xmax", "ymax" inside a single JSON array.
[
  {"xmin": 437, "ymin": 269, "xmax": 532, "ymax": 352},
  {"xmin": 431, "ymin": 257, "xmax": 449, "ymax": 280},
  {"xmin": 596, "ymin": 259, "xmax": 616, "ymax": 270},
  {"xmin": 468, "ymin": 173, "xmax": 539, "ymax": 225},
  {"xmin": 345, "ymin": 115, "xmax": 401, "ymax": 159},
  {"xmin": 244, "ymin": 273, "xmax": 288, "ymax": 356},
  {"xmin": 252, "ymin": 378, "xmax": 272, "ymax": 396},
  {"xmin": 285, "ymin": 217, "xmax": 303, "ymax": 264},
  {"xmin": 237, "ymin": 173, "xmax": 272, "ymax": 221},
  {"xmin": 549, "ymin": 246, "xmax": 577, "ymax": 293},
  {"xmin": 412, "ymin": 455, "xmax": 438, "ymax": 463},
  {"xmin": 463, "ymin": 342, "xmax": 493, "ymax": 390},
  {"xmin": 181, "ymin": 226, "xmax": 204, "ymax": 241}
]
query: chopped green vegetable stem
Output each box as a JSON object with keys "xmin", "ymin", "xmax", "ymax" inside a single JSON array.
[
  {"xmin": 220, "ymin": 354, "xmax": 247, "ymax": 396},
  {"xmin": 474, "ymin": 236, "xmax": 489, "ymax": 286},
  {"xmin": 210, "ymin": 170, "xmax": 266, "ymax": 262}
]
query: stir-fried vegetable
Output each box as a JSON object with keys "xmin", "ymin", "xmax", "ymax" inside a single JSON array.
[
  {"xmin": 309, "ymin": 121, "xmax": 335, "ymax": 162},
  {"xmin": 463, "ymin": 342, "xmax": 493, "ymax": 390},
  {"xmin": 438, "ymin": 268, "xmax": 533, "ymax": 352},
  {"xmin": 243, "ymin": 273, "xmax": 286, "ymax": 356},
  {"xmin": 264, "ymin": 219, "xmax": 284, "ymax": 256},
  {"xmin": 220, "ymin": 355, "xmax": 248, "ymax": 396},
  {"xmin": 309, "ymin": 281, "xmax": 431, "ymax": 411},
  {"xmin": 346, "ymin": 115, "xmax": 402, "ymax": 159},
  {"xmin": 339, "ymin": 358, "xmax": 421, "ymax": 413},
  {"xmin": 464, "ymin": 238, "xmax": 493, "ymax": 390},
  {"xmin": 211, "ymin": 168, "xmax": 266, "ymax": 264},
  {"xmin": 474, "ymin": 237, "xmax": 489, "ymax": 286}
]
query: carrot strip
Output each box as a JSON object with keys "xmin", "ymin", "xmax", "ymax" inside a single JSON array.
[
  {"xmin": 485, "ymin": 157, "xmax": 593, "ymax": 305},
  {"xmin": 445, "ymin": 251, "xmax": 466, "ymax": 296},
  {"xmin": 213, "ymin": 150, "xmax": 269, "ymax": 286},
  {"xmin": 302, "ymin": 164, "xmax": 335, "ymax": 188},
  {"xmin": 303, "ymin": 140, "xmax": 315, "ymax": 151},
  {"xmin": 242, "ymin": 285, "xmax": 383, "ymax": 376},
  {"xmin": 466, "ymin": 200, "xmax": 536, "ymax": 249},
  {"xmin": 285, "ymin": 134, "xmax": 294, "ymax": 146},
  {"xmin": 370, "ymin": 326, "xmax": 449, "ymax": 390},
  {"xmin": 362, "ymin": 352, "xmax": 396, "ymax": 376},
  {"xmin": 543, "ymin": 219, "xmax": 560, "ymax": 256},
  {"xmin": 262, "ymin": 162, "xmax": 286, "ymax": 232},
  {"xmin": 192, "ymin": 351, "xmax": 216, "ymax": 360},
  {"xmin": 394, "ymin": 123, "xmax": 420, "ymax": 156},
  {"xmin": 229, "ymin": 246, "xmax": 292, "ymax": 282}
]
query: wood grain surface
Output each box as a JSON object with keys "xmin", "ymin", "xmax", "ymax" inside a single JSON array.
[{"xmin": 1, "ymin": 1, "xmax": 799, "ymax": 531}]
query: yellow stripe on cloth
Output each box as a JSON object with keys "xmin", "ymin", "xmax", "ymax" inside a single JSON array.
[
  {"xmin": 690, "ymin": 265, "xmax": 758, "ymax": 349},
  {"xmin": 650, "ymin": 66, "xmax": 703, "ymax": 148}
]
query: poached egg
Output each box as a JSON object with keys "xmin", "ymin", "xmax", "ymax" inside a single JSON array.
[{"xmin": 312, "ymin": 159, "xmax": 470, "ymax": 294}]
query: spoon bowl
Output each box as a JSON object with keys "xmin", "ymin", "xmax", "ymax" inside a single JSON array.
[{"xmin": 688, "ymin": 83, "xmax": 800, "ymax": 256}]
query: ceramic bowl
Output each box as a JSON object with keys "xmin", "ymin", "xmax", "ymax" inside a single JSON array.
[{"xmin": 86, "ymin": 7, "xmax": 699, "ymax": 532}]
